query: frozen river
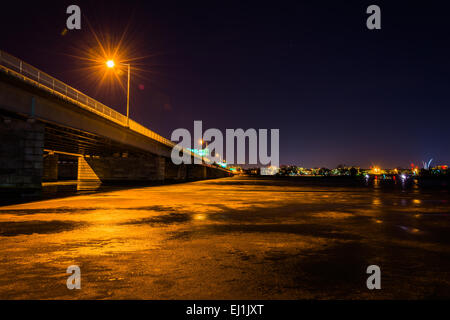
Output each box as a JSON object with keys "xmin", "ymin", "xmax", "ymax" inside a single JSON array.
[{"xmin": 0, "ymin": 176, "xmax": 449, "ymax": 299}]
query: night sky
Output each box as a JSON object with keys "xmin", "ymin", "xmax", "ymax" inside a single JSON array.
[{"xmin": 1, "ymin": 0, "xmax": 449, "ymax": 168}]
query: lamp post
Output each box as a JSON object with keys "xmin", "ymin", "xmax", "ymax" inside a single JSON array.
[
  {"xmin": 106, "ymin": 60, "xmax": 131, "ymax": 127},
  {"xmin": 125, "ymin": 63, "xmax": 130, "ymax": 127},
  {"xmin": 199, "ymin": 139, "xmax": 204, "ymax": 163}
]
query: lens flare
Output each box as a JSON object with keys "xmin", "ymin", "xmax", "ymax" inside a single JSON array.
[{"xmin": 59, "ymin": 14, "xmax": 163, "ymax": 113}]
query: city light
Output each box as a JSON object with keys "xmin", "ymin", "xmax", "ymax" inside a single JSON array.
[
  {"xmin": 261, "ymin": 166, "xmax": 280, "ymax": 176},
  {"xmin": 370, "ymin": 167, "xmax": 382, "ymax": 175}
]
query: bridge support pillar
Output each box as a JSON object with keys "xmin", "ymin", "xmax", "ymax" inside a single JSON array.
[
  {"xmin": 206, "ymin": 166, "xmax": 232, "ymax": 178},
  {"xmin": 43, "ymin": 153, "xmax": 58, "ymax": 182},
  {"xmin": 78, "ymin": 154, "xmax": 166, "ymax": 183},
  {"xmin": 0, "ymin": 118, "xmax": 44, "ymax": 192},
  {"xmin": 164, "ymin": 159, "xmax": 187, "ymax": 181},
  {"xmin": 187, "ymin": 164, "xmax": 207, "ymax": 180}
]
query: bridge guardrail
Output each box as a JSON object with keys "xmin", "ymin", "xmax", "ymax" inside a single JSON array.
[{"xmin": 0, "ymin": 50, "xmax": 206, "ymax": 161}]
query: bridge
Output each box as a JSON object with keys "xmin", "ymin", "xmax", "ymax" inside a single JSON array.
[{"xmin": 0, "ymin": 50, "xmax": 231, "ymax": 193}]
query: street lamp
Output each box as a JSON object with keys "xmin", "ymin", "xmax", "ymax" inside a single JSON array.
[
  {"xmin": 106, "ymin": 60, "xmax": 131, "ymax": 127},
  {"xmin": 106, "ymin": 60, "xmax": 115, "ymax": 68}
]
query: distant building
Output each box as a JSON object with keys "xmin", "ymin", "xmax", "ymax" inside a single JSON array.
[{"xmin": 260, "ymin": 166, "xmax": 279, "ymax": 176}]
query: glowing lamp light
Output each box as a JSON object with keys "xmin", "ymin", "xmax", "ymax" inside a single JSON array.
[{"xmin": 106, "ymin": 60, "xmax": 115, "ymax": 68}]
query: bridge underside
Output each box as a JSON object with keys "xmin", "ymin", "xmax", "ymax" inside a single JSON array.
[{"xmin": 0, "ymin": 114, "xmax": 231, "ymax": 194}]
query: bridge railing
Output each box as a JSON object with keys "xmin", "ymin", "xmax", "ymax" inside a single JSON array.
[{"xmin": 0, "ymin": 51, "xmax": 130, "ymax": 127}]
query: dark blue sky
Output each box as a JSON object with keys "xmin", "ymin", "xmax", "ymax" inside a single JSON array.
[{"xmin": 1, "ymin": 0, "xmax": 449, "ymax": 168}]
